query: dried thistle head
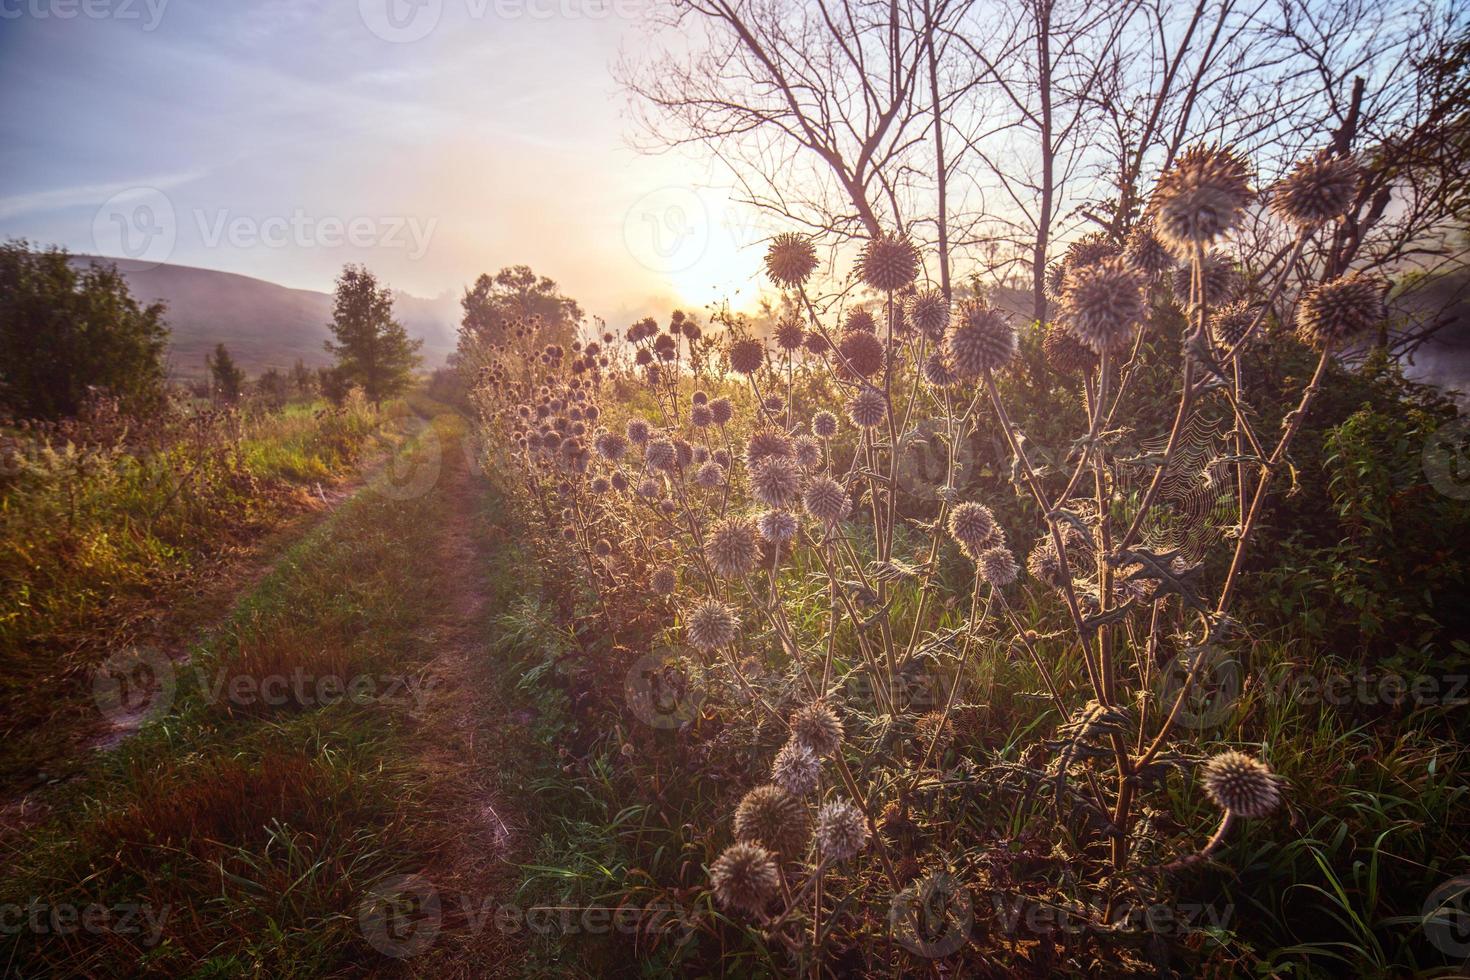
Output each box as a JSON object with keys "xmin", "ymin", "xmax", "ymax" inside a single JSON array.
[
  {"xmin": 1271, "ymin": 150, "xmax": 1359, "ymax": 229},
  {"xmin": 710, "ymin": 397, "xmax": 734, "ymax": 426},
  {"xmin": 802, "ymin": 476, "xmax": 851, "ymax": 528},
  {"xmin": 770, "ymin": 739, "xmax": 821, "ymax": 797},
  {"xmin": 858, "ymin": 232, "xmax": 920, "ymax": 293},
  {"xmin": 845, "ymin": 308, "xmax": 878, "ymax": 334},
  {"xmin": 846, "ymin": 386, "xmax": 887, "ymax": 429},
  {"xmin": 790, "ymin": 700, "xmax": 844, "ymax": 757},
  {"xmin": 626, "ymin": 418, "xmax": 651, "ymax": 444},
  {"xmin": 694, "ymin": 460, "xmax": 726, "ymax": 489},
  {"xmin": 1149, "ymin": 144, "xmax": 1254, "ymax": 255},
  {"xmin": 686, "ymin": 598, "xmax": 739, "ymax": 652},
  {"xmin": 1174, "ymin": 251, "xmax": 1242, "ymax": 309},
  {"xmin": 729, "ymin": 337, "xmax": 766, "ymax": 375},
  {"xmin": 947, "ymin": 300, "xmax": 1017, "ymax": 377},
  {"xmin": 1124, "ymin": 224, "xmax": 1174, "ymax": 278},
  {"xmin": 815, "ymin": 798, "xmax": 868, "ymax": 861},
  {"xmin": 690, "ymin": 403, "xmax": 714, "ymax": 427},
  {"xmin": 1296, "ymin": 272, "xmax": 1387, "ymax": 349},
  {"xmin": 793, "ymin": 436, "xmax": 822, "ymax": 470},
  {"xmin": 811, "ymin": 410, "xmax": 839, "ymax": 439},
  {"xmin": 1209, "ymin": 301, "xmax": 1255, "ymax": 350},
  {"xmin": 977, "ymin": 545, "xmax": 1019, "ymax": 587},
  {"xmin": 774, "ymin": 318, "xmax": 806, "ymax": 351},
  {"xmin": 709, "ymin": 842, "xmax": 780, "ymax": 916},
  {"xmin": 650, "ymin": 566, "xmax": 677, "ymax": 595},
  {"xmin": 838, "ymin": 328, "xmax": 885, "ymax": 379},
  {"xmin": 1042, "ymin": 323, "xmax": 1098, "ymax": 377},
  {"xmin": 645, "ymin": 438, "xmax": 677, "ymax": 472},
  {"xmin": 922, "ymin": 350, "xmax": 958, "ymax": 388},
  {"xmin": 746, "ymin": 429, "xmax": 796, "ymax": 468},
  {"xmin": 1060, "ymin": 258, "xmax": 1145, "ymax": 353},
  {"xmin": 907, "ymin": 289, "xmax": 951, "ymax": 339},
  {"xmin": 765, "ymin": 232, "xmax": 818, "ymax": 288},
  {"xmin": 706, "ymin": 515, "xmax": 762, "ymax": 578},
  {"xmin": 947, "ymin": 501, "xmax": 1002, "ymax": 558},
  {"xmin": 593, "ymin": 429, "xmax": 628, "ymax": 462},
  {"xmin": 1201, "ymin": 751, "xmax": 1282, "ymax": 819},
  {"xmin": 757, "ymin": 509, "xmax": 799, "ymax": 544},
  {"xmin": 750, "ymin": 455, "xmax": 803, "ymax": 509},
  {"xmin": 734, "ymin": 784, "xmax": 811, "ymax": 858}
]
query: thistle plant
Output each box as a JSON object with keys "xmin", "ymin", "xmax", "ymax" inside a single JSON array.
[{"xmin": 465, "ymin": 141, "xmax": 1386, "ymax": 967}]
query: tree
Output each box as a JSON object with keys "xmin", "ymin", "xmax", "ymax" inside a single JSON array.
[
  {"xmin": 324, "ymin": 264, "xmax": 422, "ymax": 407},
  {"xmin": 459, "ymin": 265, "xmax": 582, "ymax": 354},
  {"xmin": 0, "ymin": 240, "xmax": 168, "ymax": 419},
  {"xmin": 317, "ymin": 365, "xmax": 350, "ymax": 406},
  {"xmin": 207, "ymin": 343, "xmax": 245, "ymax": 404},
  {"xmin": 255, "ymin": 368, "xmax": 289, "ymax": 410},
  {"xmin": 290, "ymin": 358, "xmax": 316, "ymax": 398}
]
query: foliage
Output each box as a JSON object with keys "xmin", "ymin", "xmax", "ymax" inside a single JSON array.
[{"xmin": 324, "ymin": 264, "xmax": 423, "ymax": 407}]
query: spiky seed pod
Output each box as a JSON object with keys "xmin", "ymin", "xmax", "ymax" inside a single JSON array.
[
  {"xmin": 610, "ymin": 471, "xmax": 629, "ymax": 492},
  {"xmin": 1271, "ymin": 150, "xmax": 1360, "ymax": 228},
  {"xmin": 774, "ymin": 319, "xmax": 806, "ymax": 351},
  {"xmin": 947, "ymin": 501, "xmax": 1002, "ymax": 558},
  {"xmin": 1044, "ymin": 260, "xmax": 1071, "ymax": 301},
  {"xmin": 1042, "ymin": 323, "xmax": 1098, "ymax": 377},
  {"xmin": 706, "ymin": 516, "xmax": 762, "ymax": 578},
  {"xmin": 802, "ymin": 476, "xmax": 851, "ymax": 528},
  {"xmin": 729, "ymin": 338, "xmax": 765, "ymax": 375},
  {"xmin": 1210, "ymin": 301, "xmax": 1255, "ymax": 350},
  {"xmin": 793, "ymin": 436, "xmax": 822, "ymax": 470},
  {"xmin": 751, "ymin": 455, "xmax": 803, "ymax": 509},
  {"xmin": 593, "ymin": 538, "xmax": 612, "ymax": 557},
  {"xmin": 650, "ymin": 566, "xmax": 677, "ymax": 595},
  {"xmin": 1148, "ymin": 143, "xmax": 1254, "ymax": 255},
  {"xmin": 858, "ymin": 232, "xmax": 920, "ymax": 292},
  {"xmin": 686, "ymin": 598, "xmax": 739, "ymax": 652},
  {"xmin": 690, "ymin": 403, "xmax": 714, "ymax": 427},
  {"xmin": 1061, "ymin": 258, "xmax": 1146, "ymax": 353},
  {"xmin": 626, "ymin": 419, "xmax": 651, "ymax": 444},
  {"xmin": 845, "ymin": 308, "xmax": 878, "ymax": 334},
  {"xmin": 804, "ymin": 330, "xmax": 830, "ymax": 355},
  {"xmin": 1064, "ymin": 232, "xmax": 1122, "ymax": 271},
  {"xmin": 1124, "ymin": 224, "xmax": 1174, "ymax": 278},
  {"xmin": 812, "ymin": 410, "xmax": 838, "ymax": 439},
  {"xmin": 847, "ymin": 387, "xmax": 887, "ymax": 429},
  {"xmin": 791, "ymin": 701, "xmax": 843, "ymax": 757},
  {"xmin": 763, "ymin": 395, "xmax": 784, "ymax": 414},
  {"xmin": 733, "ymin": 785, "xmax": 811, "ymax": 858},
  {"xmin": 815, "ymin": 799, "xmax": 868, "ymax": 861},
  {"xmin": 746, "ymin": 429, "xmax": 795, "ymax": 467},
  {"xmin": 757, "ymin": 509, "xmax": 799, "ymax": 543},
  {"xmin": 1296, "ymin": 272, "xmax": 1388, "ymax": 349},
  {"xmin": 1174, "ymin": 252, "xmax": 1242, "ymax": 309},
  {"xmin": 838, "ymin": 329, "xmax": 885, "ymax": 378},
  {"xmin": 770, "ymin": 739, "xmax": 821, "ymax": 797},
  {"xmin": 977, "ymin": 546, "xmax": 1019, "ymax": 586},
  {"xmin": 907, "ymin": 290, "xmax": 950, "ymax": 339},
  {"xmin": 1027, "ymin": 537, "xmax": 1064, "ymax": 588},
  {"xmin": 593, "ymin": 430, "xmax": 628, "ymax": 462},
  {"xmin": 915, "ymin": 710, "xmax": 955, "ymax": 754},
  {"xmin": 646, "ymin": 439, "xmax": 677, "ymax": 472},
  {"xmin": 947, "ymin": 300, "xmax": 1017, "ymax": 376},
  {"xmin": 1200, "ymin": 751, "xmax": 1282, "ymax": 819},
  {"xmin": 694, "ymin": 461, "xmax": 725, "ymax": 489},
  {"xmin": 709, "ymin": 842, "xmax": 780, "ymax": 916},
  {"xmin": 922, "ymin": 350, "xmax": 958, "ymax": 388},
  {"xmin": 692, "ymin": 390, "xmax": 709, "ymax": 405},
  {"xmin": 674, "ymin": 440, "xmax": 694, "ymax": 468},
  {"xmin": 765, "ymin": 232, "xmax": 818, "ymax": 287},
  {"xmin": 590, "ymin": 477, "xmax": 610, "ymax": 494},
  {"xmin": 710, "ymin": 397, "xmax": 734, "ymax": 426}
]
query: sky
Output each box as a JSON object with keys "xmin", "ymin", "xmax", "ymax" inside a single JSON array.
[{"xmin": 0, "ymin": 0, "xmax": 772, "ymax": 325}]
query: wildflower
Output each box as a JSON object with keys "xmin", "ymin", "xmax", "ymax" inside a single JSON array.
[
  {"xmin": 1201, "ymin": 751, "xmax": 1282, "ymax": 819},
  {"xmin": 709, "ymin": 842, "xmax": 780, "ymax": 916},
  {"xmin": 746, "ymin": 429, "xmax": 795, "ymax": 467},
  {"xmin": 1296, "ymin": 272, "xmax": 1387, "ymax": 349},
  {"xmin": 1149, "ymin": 144, "xmax": 1254, "ymax": 255},
  {"xmin": 650, "ymin": 566, "xmax": 677, "ymax": 595},
  {"xmin": 947, "ymin": 501, "xmax": 1001, "ymax": 558},
  {"xmin": 686, "ymin": 598, "xmax": 739, "ymax": 652},
  {"xmin": 637, "ymin": 477, "xmax": 660, "ymax": 498},
  {"xmin": 815, "ymin": 799, "xmax": 868, "ymax": 861},
  {"xmin": 947, "ymin": 300, "xmax": 1016, "ymax": 376},
  {"xmin": 790, "ymin": 701, "xmax": 843, "ymax": 757},
  {"xmin": 774, "ymin": 318, "xmax": 806, "ymax": 351},
  {"xmin": 1124, "ymin": 224, "xmax": 1174, "ymax": 278},
  {"xmin": 1042, "ymin": 323, "xmax": 1097, "ymax": 376},
  {"xmin": 690, "ymin": 403, "xmax": 714, "ymax": 427},
  {"xmin": 1174, "ymin": 251, "xmax": 1241, "ymax": 309},
  {"xmin": 845, "ymin": 308, "xmax": 878, "ymax": 334},
  {"xmin": 793, "ymin": 436, "xmax": 822, "ymax": 470},
  {"xmin": 802, "ymin": 476, "xmax": 851, "ymax": 528},
  {"xmin": 626, "ymin": 418, "xmax": 651, "ymax": 444},
  {"xmin": 838, "ymin": 329, "xmax": 885, "ymax": 378},
  {"xmin": 765, "ymin": 232, "xmax": 818, "ymax": 287},
  {"xmin": 734, "ymin": 785, "xmax": 811, "ymax": 858},
  {"xmin": 922, "ymin": 350, "xmax": 958, "ymax": 388},
  {"xmin": 1209, "ymin": 302, "xmax": 1255, "ymax": 350},
  {"xmin": 977, "ymin": 546, "xmax": 1019, "ymax": 586},
  {"xmin": 812, "ymin": 410, "xmax": 839, "ymax": 439},
  {"xmin": 757, "ymin": 509, "xmax": 799, "ymax": 543},
  {"xmin": 706, "ymin": 516, "xmax": 762, "ymax": 577},
  {"xmin": 751, "ymin": 455, "xmax": 803, "ymax": 509},
  {"xmin": 710, "ymin": 397, "xmax": 734, "ymax": 426},
  {"xmin": 646, "ymin": 439, "xmax": 677, "ymax": 472},
  {"xmin": 770, "ymin": 739, "xmax": 821, "ymax": 796},
  {"xmin": 847, "ymin": 387, "xmax": 887, "ymax": 429},
  {"xmin": 858, "ymin": 232, "xmax": 919, "ymax": 292},
  {"xmin": 804, "ymin": 331, "xmax": 830, "ymax": 355},
  {"xmin": 593, "ymin": 430, "xmax": 628, "ymax": 462},
  {"xmin": 694, "ymin": 461, "xmax": 726, "ymax": 489},
  {"xmin": 729, "ymin": 338, "xmax": 765, "ymax": 375},
  {"xmin": 1271, "ymin": 150, "xmax": 1359, "ymax": 228},
  {"xmin": 1061, "ymin": 258, "xmax": 1145, "ymax": 353},
  {"xmin": 908, "ymin": 290, "xmax": 950, "ymax": 339}
]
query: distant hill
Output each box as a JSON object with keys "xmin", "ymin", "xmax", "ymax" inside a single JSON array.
[{"xmin": 69, "ymin": 257, "xmax": 460, "ymax": 381}]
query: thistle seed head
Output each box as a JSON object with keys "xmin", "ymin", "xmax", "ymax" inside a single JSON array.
[
  {"xmin": 947, "ymin": 300, "xmax": 1017, "ymax": 376},
  {"xmin": 770, "ymin": 739, "xmax": 822, "ymax": 797},
  {"xmin": 686, "ymin": 598, "xmax": 739, "ymax": 652},
  {"xmin": 1148, "ymin": 144, "xmax": 1254, "ymax": 254},
  {"xmin": 765, "ymin": 232, "xmax": 819, "ymax": 287},
  {"xmin": 847, "ymin": 386, "xmax": 888, "ymax": 429},
  {"xmin": 802, "ymin": 476, "xmax": 851, "ymax": 528},
  {"xmin": 1271, "ymin": 150, "xmax": 1359, "ymax": 228},
  {"xmin": 907, "ymin": 290, "xmax": 951, "ymax": 339},
  {"xmin": 858, "ymin": 232, "xmax": 920, "ymax": 292},
  {"xmin": 1201, "ymin": 751, "xmax": 1282, "ymax": 819},
  {"xmin": 709, "ymin": 842, "xmax": 780, "ymax": 916},
  {"xmin": 1296, "ymin": 272, "xmax": 1387, "ymax": 349},
  {"xmin": 1060, "ymin": 258, "xmax": 1145, "ymax": 353},
  {"xmin": 790, "ymin": 700, "xmax": 843, "ymax": 757},
  {"xmin": 734, "ymin": 784, "xmax": 811, "ymax": 858},
  {"xmin": 815, "ymin": 798, "xmax": 868, "ymax": 861}
]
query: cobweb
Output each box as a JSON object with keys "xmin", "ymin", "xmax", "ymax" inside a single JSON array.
[{"xmin": 1114, "ymin": 409, "xmax": 1239, "ymax": 564}]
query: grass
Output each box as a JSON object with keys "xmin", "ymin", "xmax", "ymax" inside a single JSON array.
[{"xmin": 0, "ymin": 403, "xmax": 538, "ymax": 977}]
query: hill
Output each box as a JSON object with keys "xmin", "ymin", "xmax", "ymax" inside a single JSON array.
[{"xmin": 68, "ymin": 257, "xmax": 460, "ymax": 381}]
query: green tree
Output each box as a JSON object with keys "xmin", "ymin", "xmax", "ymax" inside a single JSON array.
[
  {"xmin": 255, "ymin": 368, "xmax": 289, "ymax": 410},
  {"xmin": 459, "ymin": 265, "xmax": 582, "ymax": 354},
  {"xmin": 317, "ymin": 365, "xmax": 350, "ymax": 406},
  {"xmin": 207, "ymin": 343, "xmax": 245, "ymax": 404},
  {"xmin": 290, "ymin": 358, "xmax": 316, "ymax": 397},
  {"xmin": 0, "ymin": 240, "xmax": 168, "ymax": 419},
  {"xmin": 325, "ymin": 265, "xmax": 422, "ymax": 407}
]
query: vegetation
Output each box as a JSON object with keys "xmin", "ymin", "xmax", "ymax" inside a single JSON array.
[{"xmin": 324, "ymin": 264, "xmax": 423, "ymax": 408}]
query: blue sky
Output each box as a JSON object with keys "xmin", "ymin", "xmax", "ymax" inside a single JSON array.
[{"xmin": 0, "ymin": 0, "xmax": 766, "ymax": 323}]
